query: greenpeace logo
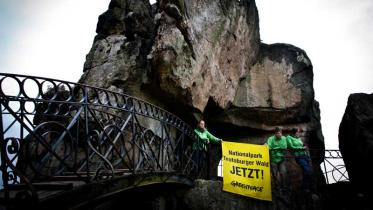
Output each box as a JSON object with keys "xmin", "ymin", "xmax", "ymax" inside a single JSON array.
[{"xmin": 230, "ymin": 181, "xmax": 263, "ymax": 192}]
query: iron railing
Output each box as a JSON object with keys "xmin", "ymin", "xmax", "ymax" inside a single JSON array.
[
  {"xmin": 322, "ymin": 149, "xmax": 348, "ymax": 184},
  {"xmin": 0, "ymin": 73, "xmax": 349, "ymax": 205},
  {"xmin": 272, "ymin": 148, "xmax": 349, "ymax": 184},
  {"xmin": 0, "ymin": 73, "xmax": 207, "ymax": 204},
  {"xmin": 217, "ymin": 149, "xmax": 349, "ymax": 184}
]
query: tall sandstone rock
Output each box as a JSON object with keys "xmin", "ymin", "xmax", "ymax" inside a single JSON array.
[
  {"xmin": 79, "ymin": 0, "xmax": 325, "ymax": 209},
  {"xmin": 80, "ymin": 0, "xmax": 323, "ymax": 152},
  {"xmin": 339, "ymin": 93, "xmax": 373, "ymax": 197}
]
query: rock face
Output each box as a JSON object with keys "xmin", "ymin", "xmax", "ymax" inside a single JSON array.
[
  {"xmin": 339, "ymin": 93, "xmax": 373, "ymax": 196},
  {"xmin": 151, "ymin": 0, "xmax": 260, "ymax": 111},
  {"xmin": 180, "ymin": 180, "xmax": 320, "ymax": 210},
  {"xmin": 80, "ymin": 0, "xmax": 156, "ymax": 103},
  {"xmin": 182, "ymin": 180, "xmax": 270, "ymax": 210},
  {"xmin": 209, "ymin": 43, "xmax": 324, "ymax": 165},
  {"xmin": 80, "ymin": 0, "xmax": 323, "ymax": 151},
  {"xmin": 232, "ymin": 43, "xmax": 314, "ymax": 126},
  {"xmin": 79, "ymin": 0, "xmax": 325, "ymax": 208}
]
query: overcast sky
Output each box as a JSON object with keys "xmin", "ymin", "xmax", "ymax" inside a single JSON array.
[
  {"xmin": 0, "ymin": 0, "xmax": 110, "ymax": 81},
  {"xmin": 1, "ymin": 0, "xmax": 372, "ymax": 149}
]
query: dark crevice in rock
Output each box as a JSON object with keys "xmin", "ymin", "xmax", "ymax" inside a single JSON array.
[
  {"xmin": 203, "ymin": 97, "xmax": 226, "ymax": 119},
  {"xmin": 163, "ymin": 3, "xmax": 196, "ymax": 59}
]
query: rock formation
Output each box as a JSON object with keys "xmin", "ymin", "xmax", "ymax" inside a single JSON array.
[
  {"xmin": 79, "ymin": 0, "xmax": 325, "ymax": 209},
  {"xmin": 150, "ymin": 0, "xmax": 260, "ymax": 112},
  {"xmin": 339, "ymin": 93, "xmax": 373, "ymax": 197},
  {"xmin": 80, "ymin": 0, "xmax": 323, "ymax": 152}
]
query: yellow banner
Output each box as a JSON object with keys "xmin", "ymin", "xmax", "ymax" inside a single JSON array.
[{"xmin": 222, "ymin": 141, "xmax": 272, "ymax": 201}]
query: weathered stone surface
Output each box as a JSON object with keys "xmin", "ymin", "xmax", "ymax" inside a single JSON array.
[
  {"xmin": 150, "ymin": 0, "xmax": 260, "ymax": 111},
  {"xmin": 182, "ymin": 180, "xmax": 270, "ymax": 210},
  {"xmin": 181, "ymin": 179, "xmax": 320, "ymax": 210},
  {"xmin": 80, "ymin": 0, "xmax": 154, "ymax": 101},
  {"xmin": 79, "ymin": 1, "xmax": 322, "ymax": 133},
  {"xmin": 339, "ymin": 93, "xmax": 373, "ymax": 196},
  {"xmin": 95, "ymin": 0, "xmax": 154, "ymax": 39},
  {"xmin": 207, "ymin": 44, "xmax": 324, "ymax": 162},
  {"xmin": 220, "ymin": 43, "xmax": 314, "ymax": 128}
]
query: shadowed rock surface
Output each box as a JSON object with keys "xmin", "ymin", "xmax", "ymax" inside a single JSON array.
[
  {"xmin": 179, "ymin": 179, "xmax": 321, "ymax": 210},
  {"xmin": 339, "ymin": 93, "xmax": 373, "ymax": 198}
]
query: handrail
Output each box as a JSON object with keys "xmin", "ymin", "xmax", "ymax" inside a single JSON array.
[
  {"xmin": 217, "ymin": 148, "xmax": 348, "ymax": 184},
  {"xmin": 0, "ymin": 73, "xmax": 195, "ymax": 138},
  {"xmin": 0, "ymin": 73, "xmax": 349, "ymax": 206},
  {"xmin": 0, "ymin": 73, "xmax": 207, "ymax": 206},
  {"xmin": 268, "ymin": 148, "xmax": 348, "ymax": 184}
]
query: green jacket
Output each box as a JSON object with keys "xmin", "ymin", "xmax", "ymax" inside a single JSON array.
[
  {"xmin": 286, "ymin": 135, "xmax": 307, "ymax": 157},
  {"xmin": 193, "ymin": 128, "xmax": 221, "ymax": 151},
  {"xmin": 266, "ymin": 136, "xmax": 287, "ymax": 164}
]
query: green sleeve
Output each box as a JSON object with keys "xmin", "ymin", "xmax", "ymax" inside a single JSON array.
[
  {"xmin": 194, "ymin": 129, "xmax": 202, "ymax": 138},
  {"xmin": 286, "ymin": 136, "xmax": 295, "ymax": 149},
  {"xmin": 194, "ymin": 129, "xmax": 203, "ymax": 140},
  {"xmin": 205, "ymin": 130, "xmax": 221, "ymax": 143},
  {"xmin": 267, "ymin": 137, "xmax": 279, "ymax": 149},
  {"xmin": 194, "ymin": 129, "xmax": 208, "ymax": 143},
  {"xmin": 266, "ymin": 137, "xmax": 272, "ymax": 148},
  {"xmin": 287, "ymin": 136, "xmax": 303, "ymax": 149}
]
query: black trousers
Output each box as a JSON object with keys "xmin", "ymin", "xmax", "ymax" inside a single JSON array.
[{"xmin": 191, "ymin": 149, "xmax": 207, "ymax": 177}]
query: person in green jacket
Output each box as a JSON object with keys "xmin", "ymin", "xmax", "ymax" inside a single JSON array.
[
  {"xmin": 287, "ymin": 127, "xmax": 314, "ymax": 193},
  {"xmin": 193, "ymin": 120, "xmax": 222, "ymax": 151},
  {"xmin": 192, "ymin": 120, "xmax": 222, "ymax": 175},
  {"xmin": 266, "ymin": 127, "xmax": 288, "ymax": 188}
]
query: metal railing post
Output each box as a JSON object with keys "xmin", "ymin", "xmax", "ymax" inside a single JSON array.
[
  {"xmin": 0, "ymin": 100, "xmax": 10, "ymax": 202},
  {"xmin": 323, "ymin": 159, "xmax": 329, "ymax": 184},
  {"xmin": 84, "ymin": 87, "xmax": 90, "ymax": 182}
]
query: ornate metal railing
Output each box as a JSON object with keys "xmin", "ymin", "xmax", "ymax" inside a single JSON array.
[
  {"xmin": 0, "ymin": 73, "xmax": 206, "ymax": 204},
  {"xmin": 322, "ymin": 150, "xmax": 348, "ymax": 184},
  {"xmin": 217, "ymin": 148, "xmax": 348, "ymax": 184},
  {"xmin": 0, "ymin": 73, "xmax": 350, "ymax": 205},
  {"xmin": 279, "ymin": 148, "xmax": 349, "ymax": 184},
  {"xmin": 278, "ymin": 148, "xmax": 349, "ymax": 184},
  {"xmin": 277, "ymin": 148, "xmax": 348, "ymax": 184}
]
